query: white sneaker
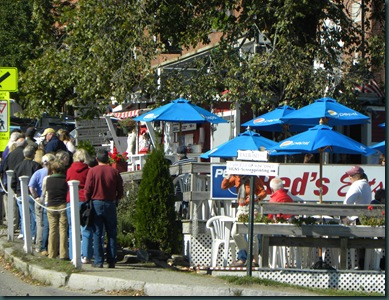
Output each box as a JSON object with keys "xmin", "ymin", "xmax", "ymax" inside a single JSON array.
[
  {"xmin": 81, "ymin": 257, "xmax": 90, "ymax": 264},
  {"xmin": 17, "ymin": 234, "xmax": 23, "ymax": 239}
]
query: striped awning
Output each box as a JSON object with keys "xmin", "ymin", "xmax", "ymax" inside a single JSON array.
[{"xmin": 106, "ymin": 109, "xmax": 141, "ymax": 119}]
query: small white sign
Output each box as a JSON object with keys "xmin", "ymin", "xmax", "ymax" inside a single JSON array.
[
  {"xmin": 226, "ymin": 161, "xmax": 279, "ymax": 176},
  {"xmin": 237, "ymin": 150, "xmax": 268, "ymax": 161}
]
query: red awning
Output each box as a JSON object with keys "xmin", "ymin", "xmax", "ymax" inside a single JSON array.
[{"xmin": 107, "ymin": 110, "xmax": 140, "ymax": 119}]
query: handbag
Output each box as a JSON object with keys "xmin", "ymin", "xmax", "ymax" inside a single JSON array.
[{"xmin": 80, "ymin": 200, "xmax": 94, "ymax": 227}]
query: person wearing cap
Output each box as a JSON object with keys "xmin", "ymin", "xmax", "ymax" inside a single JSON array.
[
  {"xmin": 2, "ymin": 134, "xmax": 27, "ymax": 237},
  {"xmin": 28, "ymin": 153, "xmax": 56, "ymax": 255},
  {"xmin": 11, "ymin": 145, "xmax": 42, "ymax": 242},
  {"xmin": 42, "ymin": 128, "xmax": 67, "ymax": 154},
  {"xmin": 344, "ymin": 166, "xmax": 371, "ymax": 205},
  {"xmin": 25, "ymin": 127, "xmax": 38, "ymax": 150},
  {"xmin": 343, "ymin": 165, "xmax": 371, "ymax": 270}
]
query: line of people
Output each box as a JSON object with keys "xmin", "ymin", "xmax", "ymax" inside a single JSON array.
[{"xmin": 0, "ymin": 127, "xmax": 123, "ymax": 268}]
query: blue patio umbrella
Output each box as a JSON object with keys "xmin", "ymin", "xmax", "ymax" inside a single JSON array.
[
  {"xmin": 242, "ymin": 105, "xmax": 311, "ymax": 132},
  {"xmin": 269, "ymin": 124, "xmax": 375, "ymax": 203},
  {"xmin": 133, "ymin": 97, "xmax": 228, "ymax": 146},
  {"xmin": 200, "ymin": 129, "xmax": 277, "ymax": 159},
  {"xmin": 372, "ymin": 141, "xmax": 385, "ymax": 153},
  {"xmin": 133, "ymin": 98, "xmax": 228, "ymax": 124},
  {"xmin": 280, "ymin": 97, "xmax": 370, "ymax": 126}
]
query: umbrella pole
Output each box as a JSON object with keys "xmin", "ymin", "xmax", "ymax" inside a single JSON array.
[
  {"xmin": 319, "ymin": 150, "xmax": 323, "ymax": 204},
  {"xmin": 247, "ymin": 176, "xmax": 255, "ymax": 276},
  {"xmin": 179, "ymin": 122, "xmax": 183, "ymax": 146},
  {"xmin": 318, "ymin": 149, "xmax": 323, "ymax": 262}
]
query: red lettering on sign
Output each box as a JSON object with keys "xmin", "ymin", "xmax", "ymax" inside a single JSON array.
[
  {"xmin": 0, "ymin": 102, "xmax": 6, "ymax": 113},
  {"xmin": 313, "ymin": 177, "xmax": 330, "ymax": 196},
  {"xmin": 290, "ymin": 172, "xmax": 310, "ymax": 195}
]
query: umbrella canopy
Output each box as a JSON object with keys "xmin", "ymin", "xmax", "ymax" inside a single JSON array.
[
  {"xmin": 241, "ymin": 105, "xmax": 311, "ymax": 132},
  {"xmin": 200, "ymin": 130, "xmax": 277, "ymax": 159},
  {"xmin": 133, "ymin": 98, "xmax": 228, "ymax": 124},
  {"xmin": 371, "ymin": 141, "xmax": 385, "ymax": 153},
  {"xmin": 269, "ymin": 124, "xmax": 375, "ymax": 156},
  {"xmin": 268, "ymin": 124, "xmax": 375, "ymax": 203},
  {"xmin": 280, "ymin": 97, "xmax": 370, "ymax": 126}
]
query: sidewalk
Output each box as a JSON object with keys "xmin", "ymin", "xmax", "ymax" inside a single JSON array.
[{"xmin": 0, "ymin": 234, "xmax": 320, "ymax": 296}]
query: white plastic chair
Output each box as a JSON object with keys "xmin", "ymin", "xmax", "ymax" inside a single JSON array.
[{"xmin": 206, "ymin": 216, "xmax": 236, "ymax": 267}]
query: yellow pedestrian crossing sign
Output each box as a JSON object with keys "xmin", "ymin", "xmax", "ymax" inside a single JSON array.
[
  {"xmin": 0, "ymin": 67, "xmax": 18, "ymax": 92},
  {"xmin": 0, "ymin": 92, "xmax": 10, "ymax": 100}
]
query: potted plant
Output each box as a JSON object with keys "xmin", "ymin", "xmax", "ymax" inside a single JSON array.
[
  {"xmin": 108, "ymin": 147, "xmax": 128, "ymax": 172},
  {"xmin": 118, "ymin": 118, "xmax": 136, "ymax": 135}
]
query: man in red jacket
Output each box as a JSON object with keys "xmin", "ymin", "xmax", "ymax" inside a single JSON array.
[
  {"xmin": 268, "ymin": 177, "xmax": 294, "ymax": 220},
  {"xmin": 84, "ymin": 149, "xmax": 123, "ymax": 268}
]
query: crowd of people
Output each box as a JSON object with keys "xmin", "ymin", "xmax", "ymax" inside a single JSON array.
[{"xmin": 0, "ymin": 127, "xmax": 123, "ymax": 268}]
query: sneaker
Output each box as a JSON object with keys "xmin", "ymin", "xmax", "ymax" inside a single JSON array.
[
  {"xmin": 230, "ymin": 260, "xmax": 246, "ymax": 267},
  {"xmin": 17, "ymin": 234, "xmax": 23, "ymax": 239},
  {"xmin": 81, "ymin": 257, "xmax": 90, "ymax": 264},
  {"xmin": 40, "ymin": 250, "xmax": 48, "ymax": 256},
  {"xmin": 92, "ymin": 263, "xmax": 103, "ymax": 268},
  {"xmin": 108, "ymin": 262, "xmax": 115, "ymax": 269}
]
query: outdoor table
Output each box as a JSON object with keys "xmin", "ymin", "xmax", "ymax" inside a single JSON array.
[{"xmin": 234, "ymin": 222, "xmax": 385, "ymax": 270}]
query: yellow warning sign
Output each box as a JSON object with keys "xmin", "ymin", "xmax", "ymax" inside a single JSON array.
[{"xmin": 0, "ymin": 67, "xmax": 18, "ymax": 92}]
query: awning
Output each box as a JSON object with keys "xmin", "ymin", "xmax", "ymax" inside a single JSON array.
[{"xmin": 106, "ymin": 109, "xmax": 141, "ymax": 119}]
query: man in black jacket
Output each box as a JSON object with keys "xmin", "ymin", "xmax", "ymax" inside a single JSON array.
[{"xmin": 11, "ymin": 145, "xmax": 42, "ymax": 241}]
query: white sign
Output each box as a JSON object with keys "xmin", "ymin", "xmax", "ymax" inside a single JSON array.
[
  {"xmin": 226, "ymin": 161, "xmax": 279, "ymax": 176},
  {"xmin": 237, "ymin": 150, "xmax": 268, "ymax": 161},
  {"xmin": 172, "ymin": 122, "xmax": 196, "ymax": 132},
  {"xmin": 212, "ymin": 163, "xmax": 385, "ymax": 202},
  {"xmin": 0, "ymin": 100, "xmax": 8, "ymax": 132}
]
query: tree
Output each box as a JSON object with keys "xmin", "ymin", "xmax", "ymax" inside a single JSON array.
[
  {"xmin": 1, "ymin": 0, "xmax": 384, "ymax": 118},
  {"xmin": 133, "ymin": 145, "xmax": 180, "ymax": 254},
  {"xmin": 0, "ymin": 0, "xmax": 38, "ymax": 74}
]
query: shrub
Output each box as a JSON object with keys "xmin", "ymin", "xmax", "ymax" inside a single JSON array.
[
  {"xmin": 117, "ymin": 181, "xmax": 139, "ymax": 248},
  {"xmin": 133, "ymin": 144, "xmax": 181, "ymax": 254}
]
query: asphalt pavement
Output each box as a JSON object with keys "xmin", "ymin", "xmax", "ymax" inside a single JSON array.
[{"xmin": 0, "ymin": 233, "xmax": 320, "ymax": 296}]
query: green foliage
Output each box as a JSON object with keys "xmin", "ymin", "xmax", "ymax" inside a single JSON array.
[
  {"xmin": 76, "ymin": 140, "xmax": 96, "ymax": 157},
  {"xmin": 291, "ymin": 216, "xmax": 317, "ymax": 227},
  {"xmin": 133, "ymin": 145, "xmax": 181, "ymax": 254},
  {"xmin": 0, "ymin": 0, "xmax": 384, "ymax": 118},
  {"xmin": 117, "ymin": 181, "xmax": 139, "ymax": 248}
]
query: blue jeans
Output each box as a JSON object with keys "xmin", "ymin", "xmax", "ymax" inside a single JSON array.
[
  {"xmin": 92, "ymin": 200, "xmax": 117, "ymax": 266},
  {"xmin": 237, "ymin": 234, "xmax": 261, "ymax": 262},
  {"xmin": 41, "ymin": 207, "xmax": 49, "ymax": 251},
  {"xmin": 67, "ymin": 202, "xmax": 94, "ymax": 260},
  {"xmin": 16, "ymin": 196, "xmax": 37, "ymax": 239}
]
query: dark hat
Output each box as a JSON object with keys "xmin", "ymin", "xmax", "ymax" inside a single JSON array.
[
  {"xmin": 25, "ymin": 127, "xmax": 36, "ymax": 138},
  {"xmin": 346, "ymin": 166, "xmax": 364, "ymax": 176},
  {"xmin": 176, "ymin": 145, "xmax": 187, "ymax": 155}
]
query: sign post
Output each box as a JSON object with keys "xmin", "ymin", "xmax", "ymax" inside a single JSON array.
[
  {"xmin": 0, "ymin": 67, "xmax": 18, "ymax": 151},
  {"xmin": 225, "ymin": 151, "xmax": 279, "ymax": 276}
]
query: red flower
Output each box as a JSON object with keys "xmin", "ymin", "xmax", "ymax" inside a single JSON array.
[
  {"xmin": 367, "ymin": 205, "xmax": 373, "ymax": 211},
  {"xmin": 108, "ymin": 147, "xmax": 128, "ymax": 163},
  {"xmin": 382, "ymin": 211, "xmax": 385, "ymax": 216}
]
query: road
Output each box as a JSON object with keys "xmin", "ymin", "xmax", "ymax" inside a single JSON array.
[{"xmin": 0, "ymin": 262, "xmax": 103, "ymax": 297}]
